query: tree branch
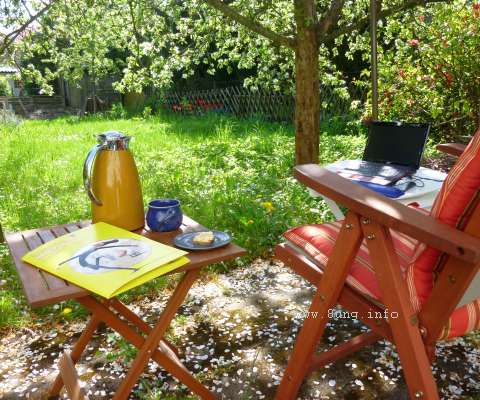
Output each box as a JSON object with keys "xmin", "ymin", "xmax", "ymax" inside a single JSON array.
[
  {"xmin": 202, "ymin": 0, "xmax": 296, "ymax": 49},
  {"xmin": 127, "ymin": 0, "xmax": 143, "ymax": 62},
  {"xmin": 316, "ymin": 0, "xmax": 346, "ymax": 36},
  {"xmin": 320, "ymin": 0, "xmax": 451, "ymax": 44},
  {"xmin": 0, "ymin": 0, "xmax": 57, "ymax": 56}
]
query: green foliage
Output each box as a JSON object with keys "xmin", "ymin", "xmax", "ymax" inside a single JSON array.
[
  {"xmin": 0, "ymin": 243, "xmax": 29, "ymax": 328},
  {"xmin": 4, "ymin": 0, "xmax": 473, "ymax": 139},
  {"xmin": 376, "ymin": 1, "xmax": 480, "ymax": 140},
  {"xmin": 104, "ymin": 333, "xmax": 138, "ymax": 363},
  {"xmin": 3, "ymin": 0, "xmax": 427, "ymax": 99},
  {"xmin": 0, "ymin": 109, "xmax": 21, "ymax": 125},
  {"xmin": 143, "ymin": 92, "xmax": 166, "ymax": 113},
  {"xmin": 0, "ymin": 77, "xmax": 12, "ymax": 96},
  {"xmin": 106, "ymin": 102, "xmax": 128, "ymax": 119},
  {"xmin": 142, "ymin": 105, "xmax": 153, "ymax": 119},
  {"xmin": 0, "ymin": 113, "xmax": 365, "ymax": 329}
]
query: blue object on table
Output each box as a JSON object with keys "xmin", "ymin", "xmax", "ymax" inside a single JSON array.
[
  {"xmin": 355, "ymin": 181, "xmax": 405, "ymax": 198},
  {"xmin": 174, "ymin": 231, "xmax": 231, "ymax": 251},
  {"xmin": 146, "ymin": 199, "xmax": 183, "ymax": 232}
]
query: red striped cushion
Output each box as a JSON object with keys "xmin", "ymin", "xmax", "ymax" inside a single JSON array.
[
  {"xmin": 406, "ymin": 129, "xmax": 480, "ymax": 315},
  {"xmin": 439, "ymin": 299, "xmax": 480, "ymax": 340},
  {"xmin": 285, "ymin": 221, "xmax": 480, "ymax": 340},
  {"xmin": 403, "ymin": 129, "xmax": 480, "ymax": 340},
  {"xmin": 284, "ymin": 222, "xmax": 418, "ymax": 302}
]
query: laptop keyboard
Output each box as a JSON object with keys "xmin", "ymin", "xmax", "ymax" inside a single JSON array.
[{"xmin": 347, "ymin": 161, "xmax": 410, "ymax": 178}]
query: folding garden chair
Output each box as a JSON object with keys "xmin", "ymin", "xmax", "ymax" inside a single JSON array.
[{"xmin": 274, "ymin": 129, "xmax": 480, "ymax": 399}]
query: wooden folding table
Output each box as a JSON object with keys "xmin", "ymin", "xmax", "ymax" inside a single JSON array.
[{"xmin": 5, "ymin": 216, "xmax": 246, "ymax": 400}]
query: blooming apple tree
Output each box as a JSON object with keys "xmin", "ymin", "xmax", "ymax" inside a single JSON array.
[{"xmin": 1, "ymin": 0, "xmax": 453, "ymax": 160}]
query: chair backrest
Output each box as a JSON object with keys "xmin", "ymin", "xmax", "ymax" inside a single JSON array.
[{"xmin": 407, "ymin": 127, "xmax": 480, "ymax": 311}]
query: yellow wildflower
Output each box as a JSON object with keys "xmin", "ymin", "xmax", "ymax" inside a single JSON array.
[
  {"xmin": 262, "ymin": 201, "xmax": 274, "ymax": 212},
  {"xmin": 62, "ymin": 307, "xmax": 72, "ymax": 315}
]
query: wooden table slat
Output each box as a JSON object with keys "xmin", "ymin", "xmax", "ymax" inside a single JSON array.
[
  {"xmin": 64, "ymin": 224, "xmax": 81, "ymax": 233},
  {"xmin": 51, "ymin": 225, "xmax": 69, "ymax": 238},
  {"xmin": 37, "ymin": 229, "xmax": 56, "ymax": 243},
  {"xmin": 36, "ymin": 229, "xmax": 73, "ymax": 290},
  {"xmin": 23, "ymin": 230, "xmax": 70, "ymax": 292},
  {"xmin": 6, "ymin": 232, "xmax": 50, "ymax": 305}
]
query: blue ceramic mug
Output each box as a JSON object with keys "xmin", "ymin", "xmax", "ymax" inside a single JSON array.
[{"xmin": 146, "ymin": 199, "xmax": 183, "ymax": 232}]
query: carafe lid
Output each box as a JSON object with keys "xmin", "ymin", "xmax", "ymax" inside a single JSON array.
[{"xmin": 97, "ymin": 131, "xmax": 130, "ymax": 150}]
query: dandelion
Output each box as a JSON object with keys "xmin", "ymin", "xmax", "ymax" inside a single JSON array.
[
  {"xmin": 262, "ymin": 201, "xmax": 274, "ymax": 212},
  {"xmin": 62, "ymin": 307, "xmax": 72, "ymax": 315}
]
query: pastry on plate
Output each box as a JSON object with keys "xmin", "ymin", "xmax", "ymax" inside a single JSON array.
[{"xmin": 192, "ymin": 231, "xmax": 215, "ymax": 245}]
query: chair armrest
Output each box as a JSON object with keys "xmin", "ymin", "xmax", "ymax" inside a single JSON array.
[
  {"xmin": 295, "ymin": 164, "xmax": 480, "ymax": 264},
  {"xmin": 436, "ymin": 143, "xmax": 466, "ymax": 157}
]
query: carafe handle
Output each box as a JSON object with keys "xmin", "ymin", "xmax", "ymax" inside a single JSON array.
[{"xmin": 83, "ymin": 144, "xmax": 104, "ymax": 206}]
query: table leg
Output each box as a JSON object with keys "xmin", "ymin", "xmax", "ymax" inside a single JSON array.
[
  {"xmin": 113, "ymin": 269, "xmax": 202, "ymax": 399},
  {"xmin": 77, "ymin": 270, "xmax": 215, "ymax": 400},
  {"xmin": 58, "ymin": 352, "xmax": 90, "ymax": 400},
  {"xmin": 49, "ymin": 311, "xmax": 101, "ymax": 397},
  {"xmin": 108, "ymin": 298, "xmax": 180, "ymax": 356}
]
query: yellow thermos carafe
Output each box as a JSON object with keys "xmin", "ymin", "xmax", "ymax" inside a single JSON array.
[{"xmin": 83, "ymin": 131, "xmax": 145, "ymax": 231}]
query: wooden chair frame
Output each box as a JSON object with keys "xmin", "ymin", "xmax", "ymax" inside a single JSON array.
[
  {"xmin": 436, "ymin": 142, "xmax": 466, "ymax": 157},
  {"xmin": 274, "ymin": 165, "xmax": 480, "ymax": 400}
]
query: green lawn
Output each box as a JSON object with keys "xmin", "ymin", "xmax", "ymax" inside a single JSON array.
[{"xmin": 0, "ymin": 113, "xmax": 369, "ymax": 329}]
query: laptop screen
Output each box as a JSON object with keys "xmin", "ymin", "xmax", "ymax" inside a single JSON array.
[{"xmin": 362, "ymin": 121, "xmax": 430, "ymax": 169}]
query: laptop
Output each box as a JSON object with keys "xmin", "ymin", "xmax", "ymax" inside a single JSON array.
[{"xmin": 339, "ymin": 121, "xmax": 430, "ymax": 185}]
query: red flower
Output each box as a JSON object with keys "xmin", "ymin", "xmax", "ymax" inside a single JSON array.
[
  {"xmin": 408, "ymin": 39, "xmax": 420, "ymax": 47},
  {"xmin": 473, "ymin": 3, "xmax": 480, "ymax": 10},
  {"xmin": 443, "ymin": 71, "xmax": 454, "ymax": 86}
]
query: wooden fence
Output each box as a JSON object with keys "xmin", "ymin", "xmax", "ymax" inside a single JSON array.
[
  {"xmin": 0, "ymin": 95, "xmax": 65, "ymax": 118},
  {"xmin": 162, "ymin": 85, "xmax": 366, "ymax": 122}
]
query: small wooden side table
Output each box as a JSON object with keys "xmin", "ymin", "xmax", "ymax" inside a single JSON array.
[{"xmin": 5, "ymin": 215, "xmax": 246, "ymax": 400}]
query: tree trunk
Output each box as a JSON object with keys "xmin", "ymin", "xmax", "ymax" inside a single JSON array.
[{"xmin": 294, "ymin": 0, "xmax": 320, "ymax": 165}]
